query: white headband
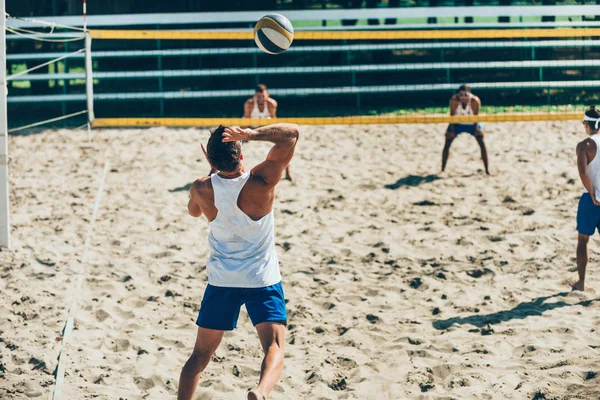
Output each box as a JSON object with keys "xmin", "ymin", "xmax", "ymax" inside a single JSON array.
[{"xmin": 584, "ymin": 114, "xmax": 600, "ymax": 130}]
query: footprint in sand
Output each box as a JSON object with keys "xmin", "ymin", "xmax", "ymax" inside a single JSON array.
[
  {"xmin": 133, "ymin": 376, "xmax": 155, "ymax": 391},
  {"xmin": 328, "ymin": 377, "xmax": 348, "ymax": 391},
  {"xmin": 95, "ymin": 309, "xmax": 110, "ymax": 322},
  {"xmin": 336, "ymin": 357, "xmax": 357, "ymax": 369},
  {"xmin": 431, "ymin": 363, "xmax": 460, "ymax": 380},
  {"xmin": 366, "ymin": 314, "xmax": 380, "ymax": 324},
  {"xmin": 112, "ymin": 339, "xmax": 130, "ymax": 352},
  {"xmin": 466, "ymin": 268, "xmax": 494, "ymax": 278},
  {"xmin": 338, "ymin": 327, "xmax": 350, "ymax": 336},
  {"xmin": 409, "ymin": 277, "xmax": 423, "ymax": 289},
  {"xmin": 111, "ymin": 306, "xmax": 135, "ymax": 320}
]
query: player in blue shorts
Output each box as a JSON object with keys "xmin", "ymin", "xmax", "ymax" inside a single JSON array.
[
  {"xmin": 441, "ymin": 84, "xmax": 490, "ymax": 175},
  {"xmin": 178, "ymin": 123, "xmax": 299, "ymax": 400},
  {"xmin": 573, "ymin": 106, "xmax": 600, "ymax": 291}
]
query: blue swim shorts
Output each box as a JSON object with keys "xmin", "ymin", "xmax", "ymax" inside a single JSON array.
[
  {"xmin": 196, "ymin": 282, "xmax": 287, "ymax": 331},
  {"xmin": 447, "ymin": 123, "xmax": 483, "ymax": 136},
  {"xmin": 577, "ymin": 192, "xmax": 600, "ymax": 236}
]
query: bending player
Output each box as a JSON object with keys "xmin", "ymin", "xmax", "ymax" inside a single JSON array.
[
  {"xmin": 573, "ymin": 106, "xmax": 600, "ymax": 291},
  {"xmin": 244, "ymin": 84, "xmax": 295, "ymax": 183},
  {"xmin": 178, "ymin": 123, "xmax": 299, "ymax": 400},
  {"xmin": 441, "ymin": 84, "xmax": 490, "ymax": 175}
]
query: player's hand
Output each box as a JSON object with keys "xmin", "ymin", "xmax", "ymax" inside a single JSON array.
[
  {"xmin": 223, "ymin": 126, "xmax": 252, "ymax": 142},
  {"xmin": 592, "ymin": 192, "xmax": 600, "ymax": 206}
]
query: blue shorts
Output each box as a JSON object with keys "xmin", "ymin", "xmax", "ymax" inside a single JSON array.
[
  {"xmin": 447, "ymin": 123, "xmax": 483, "ymax": 136},
  {"xmin": 196, "ymin": 282, "xmax": 287, "ymax": 331},
  {"xmin": 577, "ymin": 193, "xmax": 600, "ymax": 236}
]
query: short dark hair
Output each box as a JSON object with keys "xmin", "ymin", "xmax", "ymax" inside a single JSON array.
[
  {"xmin": 457, "ymin": 84, "xmax": 471, "ymax": 93},
  {"xmin": 585, "ymin": 105, "xmax": 600, "ymax": 130},
  {"xmin": 255, "ymin": 84, "xmax": 267, "ymax": 93},
  {"xmin": 207, "ymin": 125, "xmax": 242, "ymax": 172}
]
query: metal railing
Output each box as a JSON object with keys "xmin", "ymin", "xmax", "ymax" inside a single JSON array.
[{"xmin": 8, "ymin": 80, "xmax": 600, "ymax": 104}]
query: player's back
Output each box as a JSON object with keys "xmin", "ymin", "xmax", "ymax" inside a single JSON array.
[{"xmin": 207, "ymin": 171, "xmax": 280, "ymax": 288}]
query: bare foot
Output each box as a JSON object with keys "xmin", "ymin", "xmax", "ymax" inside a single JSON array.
[
  {"xmin": 247, "ymin": 389, "xmax": 266, "ymax": 400},
  {"xmin": 571, "ymin": 280, "xmax": 585, "ymax": 291}
]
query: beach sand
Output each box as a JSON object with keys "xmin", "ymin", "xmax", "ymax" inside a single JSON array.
[{"xmin": 1, "ymin": 121, "xmax": 599, "ymax": 399}]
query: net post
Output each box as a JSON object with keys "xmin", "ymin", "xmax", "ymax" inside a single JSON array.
[
  {"xmin": 85, "ymin": 31, "xmax": 95, "ymax": 132},
  {"xmin": 0, "ymin": 0, "xmax": 11, "ymax": 249}
]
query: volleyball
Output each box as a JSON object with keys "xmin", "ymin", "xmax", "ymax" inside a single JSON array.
[{"xmin": 254, "ymin": 14, "xmax": 294, "ymax": 55}]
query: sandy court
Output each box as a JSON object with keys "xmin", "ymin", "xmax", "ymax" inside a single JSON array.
[{"xmin": 0, "ymin": 121, "xmax": 599, "ymax": 399}]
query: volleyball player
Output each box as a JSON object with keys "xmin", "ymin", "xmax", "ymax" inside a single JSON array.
[
  {"xmin": 441, "ymin": 84, "xmax": 491, "ymax": 175},
  {"xmin": 573, "ymin": 106, "xmax": 600, "ymax": 291},
  {"xmin": 178, "ymin": 123, "xmax": 299, "ymax": 400},
  {"xmin": 244, "ymin": 84, "xmax": 295, "ymax": 183}
]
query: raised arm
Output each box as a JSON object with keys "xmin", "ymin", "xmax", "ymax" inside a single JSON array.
[
  {"xmin": 577, "ymin": 140, "xmax": 598, "ymax": 204},
  {"xmin": 222, "ymin": 124, "xmax": 299, "ymax": 187},
  {"xmin": 243, "ymin": 99, "xmax": 253, "ymax": 119},
  {"xmin": 268, "ymin": 98, "xmax": 278, "ymax": 118}
]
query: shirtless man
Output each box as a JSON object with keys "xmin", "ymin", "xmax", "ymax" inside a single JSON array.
[
  {"xmin": 573, "ymin": 105, "xmax": 600, "ymax": 291},
  {"xmin": 244, "ymin": 84, "xmax": 295, "ymax": 183},
  {"xmin": 178, "ymin": 123, "xmax": 299, "ymax": 399},
  {"xmin": 441, "ymin": 84, "xmax": 490, "ymax": 175}
]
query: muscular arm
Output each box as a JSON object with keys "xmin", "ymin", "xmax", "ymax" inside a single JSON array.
[
  {"xmin": 188, "ymin": 197, "xmax": 202, "ymax": 217},
  {"xmin": 187, "ymin": 177, "xmax": 211, "ymax": 218},
  {"xmin": 577, "ymin": 140, "xmax": 596, "ymax": 197},
  {"xmin": 471, "ymin": 96, "xmax": 481, "ymax": 128},
  {"xmin": 223, "ymin": 124, "xmax": 299, "ymax": 187},
  {"xmin": 268, "ymin": 99, "xmax": 278, "ymax": 118},
  {"xmin": 188, "ymin": 185, "xmax": 202, "ymax": 217},
  {"xmin": 243, "ymin": 99, "xmax": 253, "ymax": 119},
  {"xmin": 250, "ymin": 124, "xmax": 298, "ymax": 186}
]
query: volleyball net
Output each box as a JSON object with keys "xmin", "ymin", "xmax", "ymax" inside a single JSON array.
[
  {"xmin": 6, "ymin": 19, "xmax": 600, "ymax": 128},
  {"xmin": 91, "ymin": 27, "xmax": 600, "ymax": 127},
  {"xmin": 4, "ymin": 12, "xmax": 94, "ymax": 134}
]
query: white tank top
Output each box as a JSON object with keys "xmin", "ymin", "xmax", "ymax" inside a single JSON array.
[
  {"xmin": 586, "ymin": 134, "xmax": 600, "ymax": 198},
  {"xmin": 206, "ymin": 171, "xmax": 281, "ymax": 288},
  {"xmin": 250, "ymin": 96, "xmax": 271, "ymax": 119},
  {"xmin": 455, "ymin": 95, "xmax": 474, "ymax": 116}
]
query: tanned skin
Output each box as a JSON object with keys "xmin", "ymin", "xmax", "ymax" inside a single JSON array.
[
  {"xmin": 442, "ymin": 90, "xmax": 490, "ymax": 175},
  {"xmin": 244, "ymin": 89, "xmax": 295, "ymax": 184},
  {"xmin": 573, "ymin": 120, "xmax": 600, "ymax": 291},
  {"xmin": 180, "ymin": 123, "xmax": 299, "ymax": 400}
]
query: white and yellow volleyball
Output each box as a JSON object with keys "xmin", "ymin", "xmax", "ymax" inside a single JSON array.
[{"xmin": 254, "ymin": 14, "xmax": 294, "ymax": 55}]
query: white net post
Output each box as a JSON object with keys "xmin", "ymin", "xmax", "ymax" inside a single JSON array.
[
  {"xmin": 85, "ymin": 31, "xmax": 94, "ymax": 137},
  {"xmin": 0, "ymin": 0, "xmax": 11, "ymax": 249}
]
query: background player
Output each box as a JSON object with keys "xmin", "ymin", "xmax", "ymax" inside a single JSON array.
[
  {"xmin": 573, "ymin": 105, "xmax": 600, "ymax": 291},
  {"xmin": 441, "ymin": 84, "xmax": 490, "ymax": 175},
  {"xmin": 244, "ymin": 84, "xmax": 295, "ymax": 183}
]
